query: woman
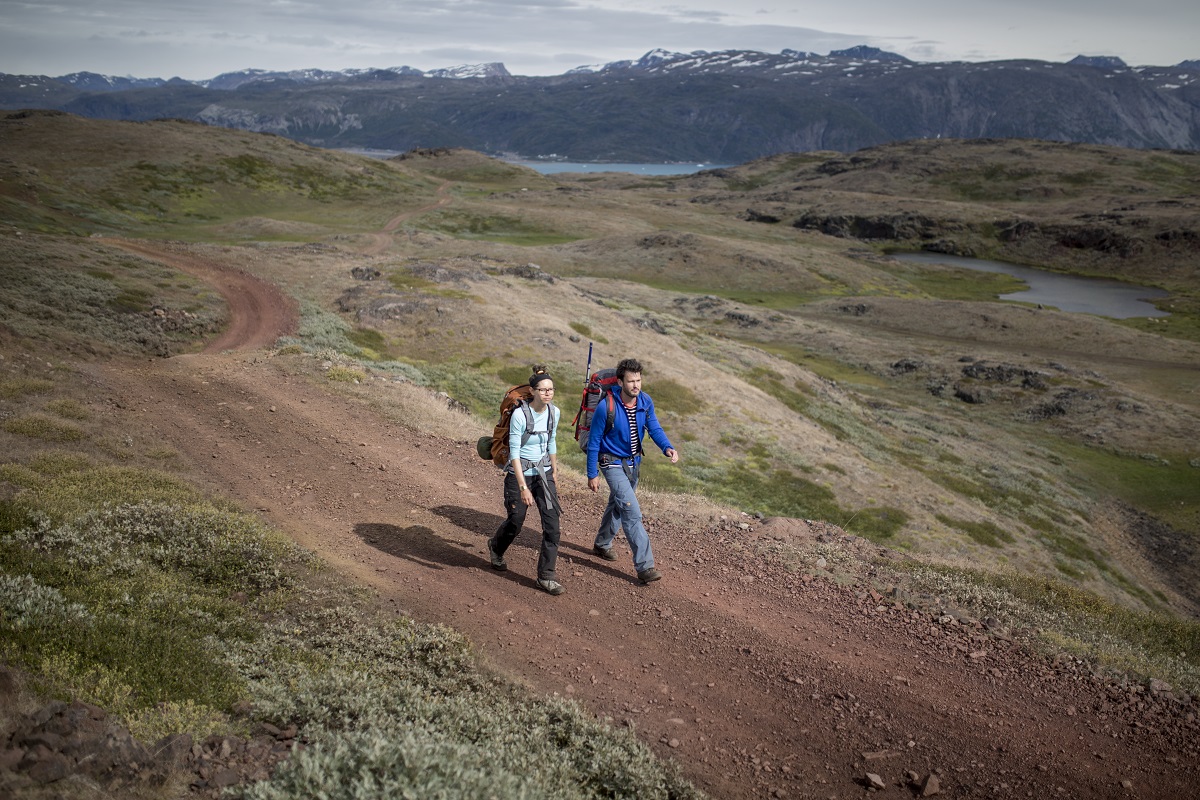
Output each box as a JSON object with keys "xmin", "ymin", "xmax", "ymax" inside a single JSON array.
[{"xmin": 487, "ymin": 366, "xmax": 565, "ymax": 595}]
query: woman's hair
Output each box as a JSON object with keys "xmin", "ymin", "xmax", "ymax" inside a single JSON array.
[{"xmin": 528, "ymin": 365, "xmax": 554, "ymax": 388}]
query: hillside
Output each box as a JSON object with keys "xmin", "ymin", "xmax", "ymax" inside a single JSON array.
[
  {"xmin": 1, "ymin": 111, "xmax": 1198, "ymax": 798},
  {"xmin": 2, "ymin": 48, "xmax": 1199, "ymax": 160}
]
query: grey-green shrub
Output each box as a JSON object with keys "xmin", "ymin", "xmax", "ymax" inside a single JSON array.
[
  {"xmin": 8, "ymin": 502, "xmax": 301, "ymax": 591},
  {"xmin": 0, "ymin": 573, "xmax": 92, "ymax": 629}
]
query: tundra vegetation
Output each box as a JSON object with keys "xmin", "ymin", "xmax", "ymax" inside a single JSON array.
[{"xmin": 2, "ymin": 111, "xmax": 1199, "ymax": 795}]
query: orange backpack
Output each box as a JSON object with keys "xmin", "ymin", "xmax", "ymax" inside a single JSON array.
[{"xmin": 476, "ymin": 384, "xmax": 557, "ymax": 466}]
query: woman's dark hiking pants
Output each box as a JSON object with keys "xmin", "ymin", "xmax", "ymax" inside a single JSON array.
[{"xmin": 492, "ymin": 470, "xmax": 561, "ymax": 581}]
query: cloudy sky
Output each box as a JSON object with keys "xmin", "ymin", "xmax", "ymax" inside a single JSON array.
[{"xmin": 1, "ymin": 0, "xmax": 1195, "ymax": 80}]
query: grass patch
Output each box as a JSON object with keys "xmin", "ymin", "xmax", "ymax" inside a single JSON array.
[
  {"xmin": 751, "ymin": 340, "xmax": 888, "ymax": 389},
  {"xmin": 0, "ymin": 378, "xmax": 56, "ymax": 399},
  {"xmin": 746, "ymin": 366, "xmax": 811, "ymax": 414},
  {"xmin": 0, "ymin": 481, "xmax": 307, "ymax": 742},
  {"xmin": 386, "ymin": 269, "xmax": 473, "ymax": 300},
  {"xmin": 688, "ymin": 464, "xmax": 906, "ymax": 542},
  {"xmin": 1023, "ymin": 515, "xmax": 1109, "ymax": 571},
  {"xmin": 419, "ymin": 210, "xmax": 579, "ymax": 245},
  {"xmin": 3, "ymin": 414, "xmax": 87, "ymax": 443},
  {"xmin": 29, "ymin": 450, "xmax": 96, "ymax": 476},
  {"xmin": 877, "ymin": 259, "xmax": 1028, "ymax": 301},
  {"xmin": 646, "ymin": 378, "xmax": 704, "ymax": 416},
  {"xmin": 1052, "ymin": 443, "xmax": 1200, "ymax": 534},
  {"xmin": 1115, "ymin": 290, "xmax": 1200, "ymax": 344},
  {"xmin": 0, "ymin": 237, "xmax": 224, "ymax": 357},
  {"xmin": 903, "ymin": 563, "xmax": 1200, "ymax": 692},
  {"xmin": 326, "ymin": 365, "xmax": 368, "ymax": 383},
  {"xmin": 346, "ymin": 327, "xmax": 391, "ymax": 361},
  {"xmin": 569, "ymin": 321, "xmax": 609, "ymax": 345},
  {"xmin": 0, "ymin": 460, "xmax": 701, "ymax": 798},
  {"xmin": 936, "ymin": 513, "xmax": 1015, "ymax": 548},
  {"xmin": 12, "ymin": 464, "xmax": 206, "ymax": 522},
  {"xmin": 44, "ymin": 398, "xmax": 91, "ymax": 420}
]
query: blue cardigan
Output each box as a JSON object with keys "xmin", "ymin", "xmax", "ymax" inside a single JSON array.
[{"xmin": 586, "ymin": 386, "xmax": 673, "ymax": 479}]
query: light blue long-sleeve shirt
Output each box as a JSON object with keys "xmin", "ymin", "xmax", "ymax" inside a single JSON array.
[{"xmin": 508, "ymin": 403, "xmax": 558, "ymax": 476}]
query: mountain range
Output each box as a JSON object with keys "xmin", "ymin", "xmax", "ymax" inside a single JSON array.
[{"xmin": 2, "ymin": 46, "xmax": 1198, "ymax": 162}]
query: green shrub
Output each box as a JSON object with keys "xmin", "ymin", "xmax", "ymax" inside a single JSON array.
[
  {"xmin": 236, "ymin": 612, "xmax": 700, "ymax": 800},
  {"xmin": 14, "ymin": 465, "xmax": 203, "ymax": 522},
  {"xmin": 327, "ymin": 365, "xmax": 368, "ymax": 383},
  {"xmin": 845, "ymin": 506, "xmax": 910, "ymax": 541},
  {"xmin": 347, "ymin": 327, "xmax": 389, "ymax": 359},
  {"xmin": 647, "ymin": 378, "xmax": 704, "ymax": 416},
  {"xmin": 45, "ymin": 398, "xmax": 91, "ymax": 420},
  {"xmin": 0, "ymin": 468, "xmax": 701, "ymax": 798},
  {"xmin": 29, "ymin": 451, "xmax": 95, "ymax": 475},
  {"xmin": 0, "ymin": 463, "xmax": 45, "ymax": 492},
  {"xmin": 3, "ymin": 414, "xmax": 87, "ymax": 443},
  {"xmin": 936, "ymin": 514, "xmax": 1016, "ymax": 547},
  {"xmin": 0, "ymin": 378, "xmax": 55, "ymax": 399}
]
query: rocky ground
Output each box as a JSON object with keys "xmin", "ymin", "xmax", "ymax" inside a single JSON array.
[{"xmin": 3, "ymin": 235, "xmax": 1199, "ymax": 799}]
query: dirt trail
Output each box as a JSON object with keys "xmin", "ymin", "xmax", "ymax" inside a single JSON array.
[
  {"xmin": 107, "ymin": 239, "xmax": 299, "ymax": 353},
  {"xmin": 363, "ymin": 180, "xmax": 453, "ymax": 255},
  {"xmin": 90, "ymin": 239, "xmax": 1199, "ymax": 799}
]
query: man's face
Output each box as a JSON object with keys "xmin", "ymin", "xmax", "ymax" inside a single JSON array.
[{"xmin": 620, "ymin": 371, "xmax": 642, "ymax": 400}]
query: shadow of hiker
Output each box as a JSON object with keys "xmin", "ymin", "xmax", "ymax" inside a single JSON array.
[
  {"xmin": 429, "ymin": 503, "xmax": 578, "ymax": 566},
  {"xmin": 430, "ymin": 505, "xmax": 505, "ymax": 536},
  {"xmin": 433, "ymin": 505, "xmax": 643, "ymax": 584},
  {"xmin": 557, "ymin": 538, "xmax": 642, "ymax": 583},
  {"xmin": 354, "ymin": 522, "xmax": 480, "ymax": 571}
]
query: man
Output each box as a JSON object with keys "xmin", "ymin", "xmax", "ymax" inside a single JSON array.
[{"xmin": 586, "ymin": 358, "xmax": 679, "ymax": 584}]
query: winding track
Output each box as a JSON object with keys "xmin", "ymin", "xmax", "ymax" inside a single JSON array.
[{"xmin": 89, "ymin": 222, "xmax": 1199, "ymax": 799}]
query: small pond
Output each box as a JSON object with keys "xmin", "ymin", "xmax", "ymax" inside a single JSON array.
[{"xmin": 890, "ymin": 252, "xmax": 1170, "ymax": 319}]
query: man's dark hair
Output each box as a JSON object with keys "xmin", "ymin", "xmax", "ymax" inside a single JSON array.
[{"xmin": 616, "ymin": 358, "xmax": 643, "ymax": 379}]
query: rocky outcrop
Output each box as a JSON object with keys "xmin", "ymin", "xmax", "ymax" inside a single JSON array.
[{"xmin": 0, "ymin": 666, "xmax": 303, "ymax": 799}]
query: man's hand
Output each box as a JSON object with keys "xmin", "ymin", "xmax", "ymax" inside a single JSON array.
[
  {"xmin": 588, "ymin": 476, "xmax": 600, "ymax": 492},
  {"xmin": 665, "ymin": 447, "xmax": 679, "ymax": 464},
  {"xmin": 520, "ymin": 485, "xmax": 534, "ymax": 506}
]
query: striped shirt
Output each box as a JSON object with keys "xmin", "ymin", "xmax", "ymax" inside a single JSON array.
[{"xmin": 622, "ymin": 401, "xmax": 641, "ymax": 456}]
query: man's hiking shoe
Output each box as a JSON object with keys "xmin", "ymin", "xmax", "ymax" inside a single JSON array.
[
  {"xmin": 536, "ymin": 578, "xmax": 565, "ymax": 596},
  {"xmin": 592, "ymin": 545, "xmax": 617, "ymax": 562},
  {"xmin": 487, "ymin": 539, "xmax": 507, "ymax": 572},
  {"xmin": 637, "ymin": 568, "xmax": 662, "ymax": 584}
]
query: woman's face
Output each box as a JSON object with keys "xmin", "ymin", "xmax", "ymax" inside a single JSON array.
[{"xmin": 532, "ymin": 379, "xmax": 555, "ymax": 404}]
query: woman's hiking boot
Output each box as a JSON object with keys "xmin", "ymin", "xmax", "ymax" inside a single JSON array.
[
  {"xmin": 487, "ymin": 539, "xmax": 507, "ymax": 571},
  {"xmin": 536, "ymin": 578, "xmax": 565, "ymax": 596}
]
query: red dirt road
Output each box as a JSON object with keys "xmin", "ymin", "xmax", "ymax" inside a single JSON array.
[{"xmin": 92, "ymin": 239, "xmax": 1199, "ymax": 799}]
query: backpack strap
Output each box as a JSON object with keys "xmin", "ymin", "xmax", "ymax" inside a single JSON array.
[
  {"xmin": 518, "ymin": 401, "xmax": 536, "ymax": 449},
  {"xmin": 517, "ymin": 403, "xmax": 558, "ymax": 455}
]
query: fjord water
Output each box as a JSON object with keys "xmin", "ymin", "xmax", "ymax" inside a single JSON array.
[
  {"xmin": 344, "ymin": 150, "xmax": 725, "ymax": 175},
  {"xmin": 509, "ymin": 161, "xmax": 727, "ymax": 175},
  {"xmin": 891, "ymin": 252, "xmax": 1171, "ymax": 318}
]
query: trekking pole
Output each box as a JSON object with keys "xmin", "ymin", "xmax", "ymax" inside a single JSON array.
[{"xmin": 572, "ymin": 342, "xmax": 593, "ymax": 428}]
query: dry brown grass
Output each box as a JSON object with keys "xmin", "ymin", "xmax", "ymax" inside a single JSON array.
[{"xmin": 4, "ymin": 113, "xmax": 1198, "ymax": 618}]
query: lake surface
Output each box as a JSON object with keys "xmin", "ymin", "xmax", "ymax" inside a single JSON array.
[
  {"xmin": 341, "ymin": 150, "xmax": 726, "ymax": 176},
  {"xmin": 506, "ymin": 161, "xmax": 728, "ymax": 175},
  {"xmin": 890, "ymin": 252, "xmax": 1170, "ymax": 319}
]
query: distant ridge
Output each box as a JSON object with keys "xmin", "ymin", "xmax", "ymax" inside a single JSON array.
[
  {"xmin": 1068, "ymin": 55, "xmax": 1130, "ymax": 69},
  {"xmin": 1, "ymin": 48, "xmax": 1198, "ymax": 161}
]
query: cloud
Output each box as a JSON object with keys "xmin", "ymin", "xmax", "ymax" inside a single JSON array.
[{"xmin": 0, "ymin": 0, "xmax": 1195, "ymax": 80}]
